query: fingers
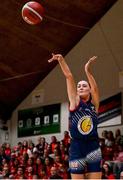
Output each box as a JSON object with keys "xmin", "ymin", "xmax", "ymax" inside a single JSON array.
[
  {"xmin": 48, "ymin": 53, "xmax": 55, "ymax": 63},
  {"xmin": 88, "ymin": 56, "xmax": 98, "ymax": 64},
  {"xmin": 90, "ymin": 56, "xmax": 97, "ymax": 60},
  {"xmin": 48, "ymin": 53, "xmax": 59, "ymax": 63},
  {"xmin": 48, "ymin": 58, "xmax": 53, "ymax": 63},
  {"xmin": 93, "ymin": 56, "xmax": 97, "ymax": 59},
  {"xmin": 48, "ymin": 53, "xmax": 63, "ymax": 63}
]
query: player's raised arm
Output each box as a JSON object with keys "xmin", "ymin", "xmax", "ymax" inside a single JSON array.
[
  {"xmin": 48, "ymin": 53, "xmax": 80, "ymax": 110},
  {"xmin": 84, "ymin": 56, "xmax": 99, "ymax": 112}
]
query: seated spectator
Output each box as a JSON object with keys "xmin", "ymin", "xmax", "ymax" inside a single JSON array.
[
  {"xmin": 42, "ymin": 148, "xmax": 50, "ymax": 161},
  {"xmin": 25, "ymin": 157, "xmax": 36, "ymax": 175},
  {"xmin": 25, "ymin": 166, "xmax": 34, "ymax": 179},
  {"xmin": 116, "ymin": 145, "xmax": 123, "ymax": 162},
  {"xmin": 102, "ymin": 161, "xmax": 115, "ymax": 179},
  {"xmin": 59, "ymin": 143, "xmax": 67, "ymax": 160},
  {"xmin": 32, "ymin": 174, "xmax": 39, "ymax": 179},
  {"xmin": 38, "ymin": 168, "xmax": 48, "ymax": 179},
  {"xmin": 15, "ymin": 166, "xmax": 26, "ymax": 179},
  {"xmin": 12, "ymin": 158, "xmax": 19, "ymax": 169},
  {"xmin": 99, "ymin": 138, "xmax": 106, "ymax": 161},
  {"xmin": 58, "ymin": 164, "xmax": 69, "ymax": 179},
  {"xmin": 63, "ymin": 153, "xmax": 69, "ymax": 168},
  {"xmin": 113, "ymin": 145, "xmax": 123, "ymax": 179},
  {"xmin": 9, "ymin": 166, "xmax": 17, "ymax": 178},
  {"xmin": 49, "ymin": 166, "xmax": 62, "ymax": 179},
  {"xmin": 19, "ymin": 152, "xmax": 29, "ymax": 167},
  {"xmin": 120, "ymin": 171, "xmax": 123, "ymax": 180},
  {"xmin": 1, "ymin": 158, "xmax": 9, "ymax": 171},
  {"xmin": 103, "ymin": 145, "xmax": 114, "ymax": 161},
  {"xmin": 49, "ymin": 147, "xmax": 61, "ymax": 160},
  {"xmin": 32, "ymin": 151, "xmax": 39, "ymax": 164},
  {"xmin": 1, "ymin": 164, "xmax": 10, "ymax": 179},
  {"xmin": 53, "ymin": 155, "xmax": 63, "ymax": 169},
  {"xmin": 44, "ymin": 157, "xmax": 53, "ymax": 178},
  {"xmin": 35, "ymin": 157, "xmax": 43, "ymax": 176}
]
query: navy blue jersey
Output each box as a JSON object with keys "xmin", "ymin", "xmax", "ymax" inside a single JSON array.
[{"xmin": 69, "ymin": 99, "xmax": 99, "ymax": 140}]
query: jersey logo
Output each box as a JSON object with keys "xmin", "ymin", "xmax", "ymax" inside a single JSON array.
[
  {"xmin": 78, "ymin": 115, "xmax": 93, "ymax": 135},
  {"xmin": 70, "ymin": 161, "xmax": 79, "ymax": 168}
]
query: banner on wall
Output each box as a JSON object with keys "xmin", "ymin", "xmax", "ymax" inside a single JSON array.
[
  {"xmin": 98, "ymin": 93, "xmax": 122, "ymax": 126},
  {"xmin": 18, "ymin": 104, "xmax": 61, "ymax": 137}
]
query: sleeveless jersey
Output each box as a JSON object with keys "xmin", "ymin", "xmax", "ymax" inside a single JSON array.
[{"xmin": 69, "ymin": 99, "xmax": 99, "ymax": 140}]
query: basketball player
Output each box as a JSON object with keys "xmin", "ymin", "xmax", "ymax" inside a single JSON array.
[{"xmin": 48, "ymin": 54, "xmax": 102, "ymax": 179}]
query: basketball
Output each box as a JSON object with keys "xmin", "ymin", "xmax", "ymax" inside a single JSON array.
[{"xmin": 22, "ymin": 1, "xmax": 45, "ymax": 25}]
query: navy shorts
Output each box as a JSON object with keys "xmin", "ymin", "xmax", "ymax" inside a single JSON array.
[{"xmin": 69, "ymin": 138, "xmax": 102, "ymax": 174}]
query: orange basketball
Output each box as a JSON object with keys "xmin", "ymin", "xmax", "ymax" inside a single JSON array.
[{"xmin": 22, "ymin": 1, "xmax": 45, "ymax": 25}]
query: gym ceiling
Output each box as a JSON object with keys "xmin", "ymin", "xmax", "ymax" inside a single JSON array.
[{"xmin": 0, "ymin": 0, "xmax": 117, "ymax": 121}]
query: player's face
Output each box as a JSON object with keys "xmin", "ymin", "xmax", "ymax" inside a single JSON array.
[{"xmin": 77, "ymin": 80, "xmax": 90, "ymax": 99}]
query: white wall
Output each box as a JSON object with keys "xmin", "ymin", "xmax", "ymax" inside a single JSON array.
[
  {"xmin": 0, "ymin": 120, "xmax": 10, "ymax": 144},
  {"xmin": 9, "ymin": 0, "xmax": 123, "ymax": 146}
]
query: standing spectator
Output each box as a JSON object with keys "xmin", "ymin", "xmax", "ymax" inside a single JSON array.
[
  {"xmin": 36, "ymin": 137, "xmax": 45, "ymax": 157},
  {"xmin": 106, "ymin": 131, "xmax": 115, "ymax": 147},
  {"xmin": 16, "ymin": 142, "xmax": 23, "ymax": 155},
  {"xmin": 21, "ymin": 140, "xmax": 28, "ymax": 155},
  {"xmin": 27, "ymin": 142, "xmax": 35, "ymax": 158},
  {"xmin": 50, "ymin": 136, "xmax": 59, "ymax": 153},
  {"xmin": 4, "ymin": 143, "xmax": 11, "ymax": 161},
  {"xmin": 62, "ymin": 131, "xmax": 71, "ymax": 147},
  {"xmin": 115, "ymin": 129, "xmax": 122, "ymax": 146},
  {"xmin": 0, "ymin": 147, "xmax": 6, "ymax": 167},
  {"xmin": 102, "ymin": 130, "xmax": 109, "ymax": 145}
]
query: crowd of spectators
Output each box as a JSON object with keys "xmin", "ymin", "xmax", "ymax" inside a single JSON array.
[
  {"xmin": 100, "ymin": 129, "xmax": 123, "ymax": 179},
  {"xmin": 0, "ymin": 129, "xmax": 123, "ymax": 179},
  {"xmin": 0, "ymin": 131, "xmax": 70, "ymax": 179}
]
